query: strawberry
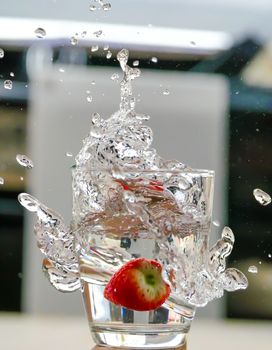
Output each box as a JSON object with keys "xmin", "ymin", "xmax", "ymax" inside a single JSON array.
[{"xmin": 104, "ymin": 258, "xmax": 170, "ymax": 311}]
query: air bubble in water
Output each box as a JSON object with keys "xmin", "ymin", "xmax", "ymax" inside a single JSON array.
[
  {"xmin": 163, "ymin": 89, "xmax": 170, "ymax": 96},
  {"xmin": 133, "ymin": 60, "xmax": 139, "ymax": 67},
  {"xmin": 4, "ymin": 80, "xmax": 12, "ymax": 90},
  {"xmin": 248, "ymin": 265, "xmax": 258, "ymax": 274},
  {"xmin": 0, "ymin": 177, "xmax": 4, "ymax": 185},
  {"xmin": 111, "ymin": 73, "xmax": 119, "ymax": 81},
  {"xmin": 151, "ymin": 57, "xmax": 158, "ymax": 63},
  {"xmin": 91, "ymin": 45, "xmax": 99, "ymax": 52},
  {"xmin": 106, "ymin": 51, "xmax": 112, "ymax": 59},
  {"xmin": 93, "ymin": 30, "xmax": 102, "ymax": 38},
  {"xmin": 35, "ymin": 28, "xmax": 46, "ymax": 38},
  {"xmin": 70, "ymin": 36, "xmax": 78, "ymax": 46},
  {"xmin": 16, "ymin": 154, "xmax": 34, "ymax": 169},
  {"xmin": 253, "ymin": 188, "xmax": 271, "ymax": 206},
  {"xmin": 0, "ymin": 48, "xmax": 4, "ymax": 58},
  {"xmin": 102, "ymin": 3, "xmax": 111, "ymax": 11}
]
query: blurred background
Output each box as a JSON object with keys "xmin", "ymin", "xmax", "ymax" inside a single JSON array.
[{"xmin": 1, "ymin": 0, "xmax": 272, "ymax": 328}]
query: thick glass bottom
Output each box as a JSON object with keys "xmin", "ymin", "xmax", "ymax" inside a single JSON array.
[{"xmin": 90, "ymin": 323, "xmax": 187, "ymax": 349}]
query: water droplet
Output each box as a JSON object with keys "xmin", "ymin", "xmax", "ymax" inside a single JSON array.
[
  {"xmin": 253, "ymin": 188, "xmax": 271, "ymax": 206},
  {"xmin": 163, "ymin": 89, "xmax": 170, "ymax": 96},
  {"xmin": 59, "ymin": 67, "xmax": 65, "ymax": 73},
  {"xmin": 66, "ymin": 152, "xmax": 73, "ymax": 157},
  {"xmin": 20, "ymin": 176, "xmax": 24, "ymax": 181},
  {"xmin": 70, "ymin": 36, "xmax": 78, "ymax": 46},
  {"xmin": 86, "ymin": 90, "xmax": 91, "ymax": 94},
  {"xmin": 18, "ymin": 193, "xmax": 39, "ymax": 212},
  {"xmin": 256, "ymin": 128, "xmax": 260, "ymax": 132},
  {"xmin": 89, "ymin": 4, "xmax": 96, "ymax": 11},
  {"xmin": 0, "ymin": 48, "xmax": 4, "ymax": 59},
  {"xmin": 111, "ymin": 73, "xmax": 119, "ymax": 82},
  {"xmin": 93, "ymin": 30, "xmax": 102, "ymax": 38},
  {"xmin": 248, "ymin": 265, "xmax": 258, "ymax": 274},
  {"xmin": 102, "ymin": 3, "xmax": 111, "ymax": 11},
  {"xmin": 91, "ymin": 45, "xmax": 99, "ymax": 52},
  {"xmin": 212, "ymin": 220, "xmax": 220, "ymax": 227},
  {"xmin": 106, "ymin": 50, "xmax": 112, "ymax": 59},
  {"xmin": 190, "ymin": 41, "xmax": 196, "ymax": 46},
  {"xmin": 235, "ymin": 91, "xmax": 240, "ymax": 95},
  {"xmin": 4, "ymin": 80, "xmax": 12, "ymax": 90},
  {"xmin": 81, "ymin": 31, "xmax": 87, "ymax": 38},
  {"xmin": 91, "ymin": 80, "xmax": 96, "ymax": 85},
  {"xmin": 133, "ymin": 60, "xmax": 139, "ymax": 67},
  {"xmin": 151, "ymin": 57, "xmax": 158, "ymax": 63},
  {"xmin": 34, "ymin": 28, "xmax": 46, "ymax": 38},
  {"xmin": 10, "ymin": 72, "xmax": 15, "ymax": 77},
  {"xmin": 86, "ymin": 95, "xmax": 93, "ymax": 103},
  {"xmin": 268, "ymin": 254, "xmax": 272, "ymax": 258},
  {"xmin": 16, "ymin": 154, "xmax": 34, "ymax": 169},
  {"xmin": 103, "ymin": 44, "xmax": 109, "ymax": 51},
  {"xmin": 0, "ymin": 177, "xmax": 4, "ymax": 185}
]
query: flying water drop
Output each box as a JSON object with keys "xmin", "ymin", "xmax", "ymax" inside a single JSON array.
[
  {"xmin": 0, "ymin": 177, "xmax": 4, "ymax": 185},
  {"xmin": 4, "ymin": 80, "xmax": 13, "ymax": 90},
  {"xmin": 102, "ymin": 3, "xmax": 111, "ymax": 11},
  {"xmin": 16, "ymin": 154, "xmax": 34, "ymax": 169},
  {"xmin": 91, "ymin": 45, "xmax": 99, "ymax": 52},
  {"xmin": 163, "ymin": 89, "xmax": 170, "ymax": 96},
  {"xmin": 106, "ymin": 51, "xmax": 112, "ymax": 59},
  {"xmin": 0, "ymin": 48, "xmax": 4, "ymax": 59},
  {"xmin": 253, "ymin": 188, "xmax": 271, "ymax": 206},
  {"xmin": 35, "ymin": 28, "xmax": 46, "ymax": 38},
  {"xmin": 133, "ymin": 60, "xmax": 139, "ymax": 67},
  {"xmin": 248, "ymin": 265, "xmax": 258, "ymax": 274},
  {"xmin": 93, "ymin": 30, "xmax": 102, "ymax": 38},
  {"xmin": 111, "ymin": 73, "xmax": 119, "ymax": 82},
  {"xmin": 151, "ymin": 57, "xmax": 158, "ymax": 63},
  {"xmin": 89, "ymin": 4, "xmax": 96, "ymax": 11},
  {"xmin": 70, "ymin": 36, "xmax": 78, "ymax": 46}
]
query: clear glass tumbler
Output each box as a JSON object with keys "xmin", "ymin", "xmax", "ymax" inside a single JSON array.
[{"xmin": 75, "ymin": 169, "xmax": 214, "ymax": 349}]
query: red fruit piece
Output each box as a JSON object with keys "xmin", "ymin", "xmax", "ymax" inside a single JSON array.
[{"xmin": 104, "ymin": 257, "xmax": 170, "ymax": 311}]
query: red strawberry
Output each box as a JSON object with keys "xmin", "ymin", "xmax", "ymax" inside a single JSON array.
[{"xmin": 104, "ymin": 258, "xmax": 170, "ymax": 311}]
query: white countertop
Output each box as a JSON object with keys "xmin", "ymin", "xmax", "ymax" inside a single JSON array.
[{"xmin": 0, "ymin": 313, "xmax": 271, "ymax": 350}]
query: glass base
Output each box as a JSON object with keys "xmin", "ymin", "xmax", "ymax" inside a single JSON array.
[{"xmin": 91, "ymin": 323, "xmax": 187, "ymax": 349}]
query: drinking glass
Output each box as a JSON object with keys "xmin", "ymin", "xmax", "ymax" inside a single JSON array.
[{"xmin": 75, "ymin": 169, "xmax": 214, "ymax": 349}]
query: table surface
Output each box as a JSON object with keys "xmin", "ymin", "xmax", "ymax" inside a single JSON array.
[{"xmin": 0, "ymin": 313, "xmax": 271, "ymax": 350}]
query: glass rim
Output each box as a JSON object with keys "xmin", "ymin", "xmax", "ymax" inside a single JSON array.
[{"xmin": 87, "ymin": 167, "xmax": 215, "ymax": 177}]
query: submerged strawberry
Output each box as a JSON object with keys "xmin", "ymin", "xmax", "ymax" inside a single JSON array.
[{"xmin": 104, "ymin": 258, "xmax": 170, "ymax": 311}]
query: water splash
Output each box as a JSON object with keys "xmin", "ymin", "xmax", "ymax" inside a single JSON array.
[
  {"xmin": 19, "ymin": 49, "xmax": 247, "ymax": 305},
  {"xmin": 253, "ymin": 188, "xmax": 271, "ymax": 206}
]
